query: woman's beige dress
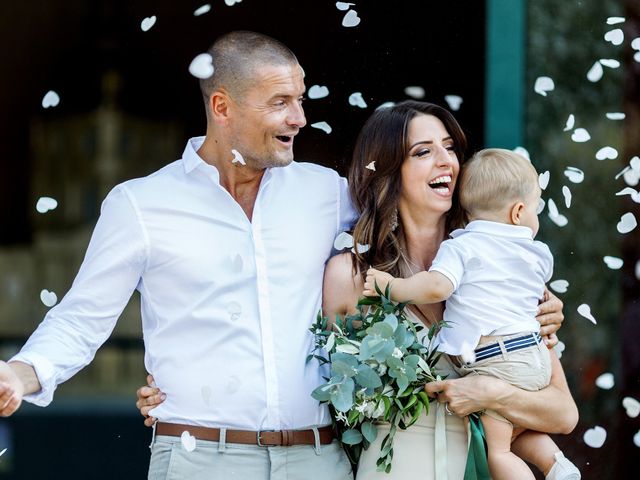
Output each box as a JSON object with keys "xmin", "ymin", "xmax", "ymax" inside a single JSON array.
[{"xmin": 355, "ymin": 311, "xmax": 469, "ymax": 479}]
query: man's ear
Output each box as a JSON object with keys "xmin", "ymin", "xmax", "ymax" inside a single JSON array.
[
  {"xmin": 210, "ymin": 91, "xmax": 231, "ymax": 125},
  {"xmin": 510, "ymin": 201, "xmax": 525, "ymax": 225}
]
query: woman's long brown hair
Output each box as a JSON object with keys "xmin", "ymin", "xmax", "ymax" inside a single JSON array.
[{"xmin": 348, "ymin": 101, "xmax": 468, "ymax": 279}]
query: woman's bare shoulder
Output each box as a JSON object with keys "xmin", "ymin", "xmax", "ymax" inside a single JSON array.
[{"xmin": 323, "ymin": 252, "xmax": 363, "ymax": 317}]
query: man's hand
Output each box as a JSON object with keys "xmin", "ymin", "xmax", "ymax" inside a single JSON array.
[
  {"xmin": 424, "ymin": 375, "xmax": 507, "ymax": 417},
  {"xmin": 136, "ymin": 374, "xmax": 166, "ymax": 427},
  {"xmin": 537, "ymin": 289, "xmax": 564, "ymax": 348},
  {"xmin": 363, "ymin": 268, "xmax": 395, "ymax": 297},
  {"xmin": 0, "ymin": 361, "xmax": 25, "ymax": 416}
]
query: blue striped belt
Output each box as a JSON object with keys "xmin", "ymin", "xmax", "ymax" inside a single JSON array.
[{"xmin": 473, "ymin": 332, "xmax": 542, "ymax": 362}]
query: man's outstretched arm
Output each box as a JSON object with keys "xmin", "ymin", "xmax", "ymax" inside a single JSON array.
[{"xmin": 0, "ymin": 361, "xmax": 41, "ymax": 416}]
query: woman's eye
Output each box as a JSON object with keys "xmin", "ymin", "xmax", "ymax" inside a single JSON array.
[{"xmin": 415, "ymin": 149, "xmax": 431, "ymax": 157}]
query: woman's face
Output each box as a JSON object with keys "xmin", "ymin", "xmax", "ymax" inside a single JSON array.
[{"xmin": 399, "ymin": 114, "xmax": 459, "ymax": 218}]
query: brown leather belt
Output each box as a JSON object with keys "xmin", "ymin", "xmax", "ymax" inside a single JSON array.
[{"xmin": 156, "ymin": 422, "xmax": 335, "ymax": 446}]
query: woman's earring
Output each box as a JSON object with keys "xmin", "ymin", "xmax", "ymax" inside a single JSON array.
[{"xmin": 390, "ymin": 208, "xmax": 398, "ymax": 232}]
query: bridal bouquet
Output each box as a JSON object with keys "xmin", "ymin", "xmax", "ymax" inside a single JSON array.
[{"xmin": 308, "ymin": 287, "xmax": 445, "ymax": 473}]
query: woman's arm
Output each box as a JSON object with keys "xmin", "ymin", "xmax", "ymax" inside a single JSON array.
[
  {"xmin": 322, "ymin": 252, "xmax": 362, "ymax": 321},
  {"xmin": 425, "ymin": 349, "xmax": 578, "ymax": 434}
]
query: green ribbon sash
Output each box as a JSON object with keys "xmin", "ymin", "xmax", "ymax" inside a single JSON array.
[{"xmin": 463, "ymin": 413, "xmax": 492, "ymax": 480}]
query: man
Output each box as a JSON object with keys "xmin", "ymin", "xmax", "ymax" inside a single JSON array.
[{"xmin": 0, "ymin": 31, "xmax": 356, "ymax": 479}]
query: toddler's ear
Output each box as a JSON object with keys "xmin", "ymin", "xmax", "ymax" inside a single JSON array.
[{"xmin": 510, "ymin": 201, "xmax": 525, "ymax": 225}]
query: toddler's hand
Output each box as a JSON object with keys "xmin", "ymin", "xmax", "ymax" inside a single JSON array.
[{"xmin": 363, "ymin": 268, "xmax": 395, "ymax": 297}]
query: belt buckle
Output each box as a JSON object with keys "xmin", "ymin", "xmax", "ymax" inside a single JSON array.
[{"xmin": 257, "ymin": 429, "xmax": 279, "ymax": 447}]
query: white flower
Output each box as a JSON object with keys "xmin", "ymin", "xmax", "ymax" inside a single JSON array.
[
  {"xmin": 392, "ymin": 348, "xmax": 403, "ymax": 359},
  {"xmin": 377, "ymin": 363, "xmax": 388, "ymax": 375},
  {"xmin": 335, "ymin": 411, "xmax": 349, "ymax": 425},
  {"xmin": 355, "ymin": 402, "xmax": 369, "ymax": 414}
]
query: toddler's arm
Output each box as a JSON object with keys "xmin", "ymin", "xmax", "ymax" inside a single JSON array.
[{"xmin": 363, "ymin": 268, "xmax": 454, "ymax": 304}]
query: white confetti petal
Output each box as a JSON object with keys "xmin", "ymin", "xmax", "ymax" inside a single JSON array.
[
  {"xmin": 311, "ymin": 121, "xmax": 332, "ymax": 134},
  {"xmin": 365, "ymin": 161, "xmax": 376, "ymax": 171},
  {"xmin": 632, "ymin": 37, "xmax": 640, "ymax": 50},
  {"xmin": 40, "ymin": 289, "xmax": 58, "ymax": 307},
  {"xmin": 634, "ymin": 431, "xmax": 640, "ymax": 448},
  {"xmin": 334, "ymin": 231, "xmax": 354, "ymax": 250},
  {"xmin": 41, "ymin": 90, "xmax": 60, "ymax": 108},
  {"xmin": 578, "ymin": 304, "xmax": 597, "ymax": 324},
  {"xmin": 547, "ymin": 198, "xmax": 568, "ymax": 227},
  {"xmin": 607, "ymin": 16, "xmax": 625, "ymax": 25},
  {"xmin": 636, "ymin": 260, "xmax": 640, "ymax": 280},
  {"xmin": 547, "ymin": 198, "xmax": 559, "ymax": 217},
  {"xmin": 595, "ymin": 146, "xmax": 618, "ymax": 161},
  {"xmin": 595, "ymin": 372, "xmax": 615, "ymax": 389},
  {"xmin": 513, "ymin": 146, "xmax": 530, "ymax": 160},
  {"xmin": 571, "ymin": 128, "xmax": 591, "ymax": 143},
  {"xmin": 342, "ymin": 9, "xmax": 360, "ymax": 27},
  {"xmin": 36, "ymin": 196, "xmax": 58, "ymax": 213},
  {"xmin": 224, "ymin": 0, "xmax": 242, "ymax": 5},
  {"xmin": 189, "ymin": 53, "xmax": 214, "ymax": 79},
  {"xmin": 534, "ymin": 76, "xmax": 554, "ymax": 96},
  {"xmin": 140, "ymin": 16, "xmax": 156, "ymax": 32},
  {"xmin": 617, "ymin": 212, "xmax": 637, "ymax": 233},
  {"xmin": 583, "ymin": 426, "xmax": 606, "ymax": 448},
  {"xmin": 308, "ymin": 85, "xmax": 330, "ymax": 99},
  {"xmin": 181, "ymin": 431, "xmax": 197, "ymax": 451},
  {"xmin": 600, "ymin": 58, "xmax": 621, "ymax": 68},
  {"xmin": 563, "ymin": 114, "xmax": 575, "ymax": 131},
  {"xmin": 615, "ymin": 187, "xmax": 640, "ymax": 203},
  {"xmin": 623, "ymin": 397, "xmax": 640, "ymax": 418},
  {"xmin": 549, "ymin": 279, "xmax": 569, "ymax": 293},
  {"xmin": 604, "ymin": 29, "xmax": 624, "ymax": 46},
  {"xmin": 587, "ymin": 61, "xmax": 604, "ymax": 82},
  {"xmin": 231, "ymin": 149, "xmax": 245, "ymax": 165},
  {"xmin": 554, "ymin": 340, "xmax": 565, "ymax": 359},
  {"xmin": 562, "ymin": 186, "xmax": 572, "ymax": 208},
  {"xmin": 444, "ymin": 95, "xmax": 463, "ymax": 111},
  {"xmin": 348, "ymin": 92, "xmax": 367, "ymax": 108},
  {"xmin": 355, "ymin": 243, "xmax": 370, "ymax": 254},
  {"xmin": 376, "ymin": 101, "xmax": 395, "ymax": 110},
  {"xmin": 194, "ymin": 4, "xmax": 211, "ymax": 16},
  {"xmin": 536, "ymin": 198, "xmax": 546, "ymax": 215},
  {"xmin": 335, "ymin": 1, "xmax": 354, "ymax": 10},
  {"xmin": 606, "ymin": 112, "xmax": 625, "ymax": 120},
  {"xmin": 0, "ymin": 448, "xmax": 6, "ymax": 457},
  {"xmin": 404, "ymin": 86, "xmax": 425, "ymax": 99},
  {"xmin": 635, "ymin": 51, "xmax": 640, "ymax": 63},
  {"xmin": 564, "ymin": 167, "xmax": 584, "ymax": 184},
  {"xmin": 539, "ymin": 171, "xmax": 550, "ymax": 190},
  {"xmin": 603, "ymin": 256, "xmax": 623, "ymax": 270}
]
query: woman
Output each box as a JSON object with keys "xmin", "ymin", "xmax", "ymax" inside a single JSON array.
[{"xmin": 137, "ymin": 101, "xmax": 577, "ymax": 478}]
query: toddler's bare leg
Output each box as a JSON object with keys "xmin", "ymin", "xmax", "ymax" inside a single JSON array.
[
  {"xmin": 512, "ymin": 430, "xmax": 560, "ymax": 476},
  {"xmin": 482, "ymin": 414, "xmax": 535, "ymax": 480}
]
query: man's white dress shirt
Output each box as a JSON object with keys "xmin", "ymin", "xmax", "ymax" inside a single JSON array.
[
  {"xmin": 12, "ymin": 137, "xmax": 357, "ymax": 430},
  {"xmin": 429, "ymin": 220, "xmax": 553, "ymax": 356}
]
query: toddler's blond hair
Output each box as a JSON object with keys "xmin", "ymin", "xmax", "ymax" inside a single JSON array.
[{"xmin": 459, "ymin": 148, "xmax": 539, "ymax": 218}]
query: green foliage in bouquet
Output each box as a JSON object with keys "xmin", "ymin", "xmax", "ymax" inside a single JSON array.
[{"xmin": 308, "ymin": 285, "xmax": 445, "ymax": 473}]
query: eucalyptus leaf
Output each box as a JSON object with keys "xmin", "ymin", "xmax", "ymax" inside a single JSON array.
[
  {"xmin": 361, "ymin": 421, "xmax": 378, "ymax": 443},
  {"xmin": 384, "ymin": 313, "xmax": 398, "ymax": 331},
  {"xmin": 331, "ymin": 377, "xmax": 355, "ymax": 412},
  {"xmin": 355, "ymin": 364, "xmax": 383, "ymax": 388},
  {"xmin": 342, "ymin": 429, "xmax": 364, "ymax": 445}
]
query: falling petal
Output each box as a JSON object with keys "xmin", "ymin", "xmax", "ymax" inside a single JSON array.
[
  {"xmin": 348, "ymin": 92, "xmax": 367, "ymax": 108},
  {"xmin": 636, "ymin": 260, "xmax": 640, "ymax": 280},
  {"xmin": 376, "ymin": 101, "xmax": 395, "ymax": 110},
  {"xmin": 365, "ymin": 161, "xmax": 376, "ymax": 171},
  {"xmin": 539, "ymin": 171, "xmax": 550, "ymax": 190},
  {"xmin": 606, "ymin": 17, "xmax": 625, "ymax": 25},
  {"xmin": 603, "ymin": 256, "xmax": 623, "ymax": 270},
  {"xmin": 308, "ymin": 85, "xmax": 330, "ymax": 99},
  {"xmin": 615, "ymin": 187, "xmax": 640, "ymax": 203},
  {"xmin": 623, "ymin": 397, "xmax": 640, "ymax": 418},
  {"xmin": 564, "ymin": 167, "xmax": 584, "ymax": 183},
  {"xmin": 632, "ymin": 37, "xmax": 640, "ymax": 50},
  {"xmin": 444, "ymin": 95, "xmax": 463, "ymax": 111},
  {"xmin": 335, "ymin": 2, "xmax": 355, "ymax": 11},
  {"xmin": 311, "ymin": 121, "xmax": 332, "ymax": 134},
  {"xmin": 40, "ymin": 289, "xmax": 58, "ymax": 307},
  {"xmin": 537, "ymin": 198, "xmax": 546, "ymax": 214},
  {"xmin": 547, "ymin": 199, "xmax": 568, "ymax": 227},
  {"xmin": 635, "ymin": 52, "xmax": 640, "ymax": 63},
  {"xmin": 600, "ymin": 58, "xmax": 621, "ymax": 68},
  {"xmin": 617, "ymin": 213, "xmax": 637, "ymax": 234},
  {"xmin": 634, "ymin": 431, "xmax": 640, "ymax": 448},
  {"xmin": 189, "ymin": 53, "xmax": 214, "ymax": 79},
  {"xmin": 181, "ymin": 431, "xmax": 197, "ymax": 451},
  {"xmin": 562, "ymin": 186, "xmax": 572, "ymax": 208},
  {"xmin": 549, "ymin": 279, "xmax": 569, "ymax": 293},
  {"xmin": 563, "ymin": 114, "xmax": 575, "ymax": 131},
  {"xmin": 513, "ymin": 146, "xmax": 530, "ymax": 160},
  {"xmin": 595, "ymin": 146, "xmax": 618, "ymax": 161},
  {"xmin": 140, "ymin": 16, "xmax": 157, "ymax": 32},
  {"xmin": 404, "ymin": 86, "xmax": 425, "ymax": 99},
  {"xmin": 334, "ymin": 231, "xmax": 354, "ymax": 250},
  {"xmin": 595, "ymin": 372, "xmax": 615, "ymax": 389},
  {"xmin": 231, "ymin": 149, "xmax": 245, "ymax": 165},
  {"xmin": 224, "ymin": 0, "xmax": 242, "ymax": 5},
  {"xmin": 554, "ymin": 340, "xmax": 565, "ymax": 359},
  {"xmin": 571, "ymin": 128, "xmax": 591, "ymax": 143},
  {"xmin": 342, "ymin": 9, "xmax": 361, "ymax": 27},
  {"xmin": 578, "ymin": 304, "xmax": 597, "ymax": 324},
  {"xmin": 547, "ymin": 198, "xmax": 559, "ymax": 217},
  {"xmin": 534, "ymin": 76, "xmax": 554, "ymax": 96},
  {"xmin": 36, "ymin": 196, "xmax": 58, "ymax": 213},
  {"xmin": 41, "ymin": 90, "xmax": 60, "ymax": 108},
  {"xmin": 587, "ymin": 61, "xmax": 604, "ymax": 82},
  {"xmin": 604, "ymin": 29, "xmax": 624, "ymax": 46},
  {"xmin": 355, "ymin": 243, "xmax": 370, "ymax": 254},
  {"xmin": 193, "ymin": 4, "xmax": 211, "ymax": 16},
  {"xmin": 583, "ymin": 426, "xmax": 607, "ymax": 448},
  {"xmin": 606, "ymin": 112, "xmax": 625, "ymax": 120}
]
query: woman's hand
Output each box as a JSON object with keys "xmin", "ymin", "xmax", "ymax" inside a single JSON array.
[
  {"xmin": 135, "ymin": 374, "xmax": 165, "ymax": 427},
  {"xmin": 537, "ymin": 288, "xmax": 564, "ymax": 347}
]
